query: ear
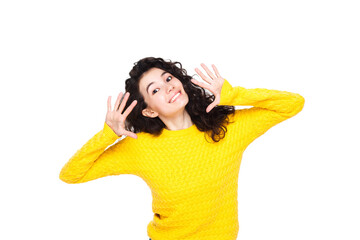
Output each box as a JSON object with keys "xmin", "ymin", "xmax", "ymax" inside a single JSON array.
[{"xmin": 142, "ymin": 108, "xmax": 159, "ymax": 118}]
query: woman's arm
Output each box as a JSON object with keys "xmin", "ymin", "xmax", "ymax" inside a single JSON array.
[
  {"xmin": 59, "ymin": 123, "xmax": 138, "ymax": 184},
  {"xmin": 219, "ymin": 79, "xmax": 305, "ymax": 149},
  {"xmin": 59, "ymin": 91, "xmax": 139, "ymax": 184}
]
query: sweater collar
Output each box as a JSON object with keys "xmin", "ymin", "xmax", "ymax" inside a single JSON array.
[{"xmin": 160, "ymin": 123, "xmax": 198, "ymax": 137}]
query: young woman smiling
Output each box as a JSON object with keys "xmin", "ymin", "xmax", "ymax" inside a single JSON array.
[{"xmin": 60, "ymin": 57, "xmax": 305, "ymax": 240}]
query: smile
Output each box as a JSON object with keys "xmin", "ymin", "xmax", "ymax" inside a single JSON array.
[{"xmin": 169, "ymin": 92, "xmax": 181, "ymax": 103}]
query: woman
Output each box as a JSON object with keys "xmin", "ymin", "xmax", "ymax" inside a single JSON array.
[{"xmin": 59, "ymin": 57, "xmax": 305, "ymax": 240}]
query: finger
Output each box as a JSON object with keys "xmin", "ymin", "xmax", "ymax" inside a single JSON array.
[
  {"xmin": 191, "ymin": 78, "xmax": 212, "ymax": 92},
  {"xmin": 114, "ymin": 92, "xmax": 123, "ymax": 111},
  {"xmin": 200, "ymin": 63, "xmax": 216, "ymax": 80},
  {"xmin": 206, "ymin": 96, "xmax": 220, "ymax": 113},
  {"xmin": 118, "ymin": 92, "xmax": 129, "ymax": 112},
  {"xmin": 195, "ymin": 67, "xmax": 212, "ymax": 84},
  {"xmin": 206, "ymin": 102, "xmax": 216, "ymax": 113},
  {"xmin": 211, "ymin": 64, "xmax": 222, "ymax": 78},
  {"xmin": 124, "ymin": 130, "xmax": 138, "ymax": 139},
  {"xmin": 107, "ymin": 96, "xmax": 112, "ymax": 112},
  {"xmin": 122, "ymin": 100, "xmax": 137, "ymax": 118}
]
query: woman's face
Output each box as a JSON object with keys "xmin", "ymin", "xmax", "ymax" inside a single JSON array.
[{"xmin": 139, "ymin": 67, "xmax": 189, "ymax": 119}]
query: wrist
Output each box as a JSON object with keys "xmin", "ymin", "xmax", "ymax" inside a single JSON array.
[{"xmin": 103, "ymin": 122, "xmax": 121, "ymax": 138}]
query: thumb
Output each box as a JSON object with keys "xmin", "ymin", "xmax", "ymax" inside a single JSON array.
[
  {"xmin": 124, "ymin": 130, "xmax": 138, "ymax": 139},
  {"xmin": 206, "ymin": 103, "xmax": 215, "ymax": 113}
]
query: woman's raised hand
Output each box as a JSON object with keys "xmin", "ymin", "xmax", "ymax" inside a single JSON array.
[
  {"xmin": 105, "ymin": 92, "xmax": 138, "ymax": 139},
  {"xmin": 191, "ymin": 63, "xmax": 225, "ymax": 113}
]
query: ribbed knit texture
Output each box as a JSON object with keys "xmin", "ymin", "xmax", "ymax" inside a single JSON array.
[{"xmin": 59, "ymin": 79, "xmax": 305, "ymax": 240}]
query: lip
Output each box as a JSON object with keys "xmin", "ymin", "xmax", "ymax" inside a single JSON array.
[{"xmin": 169, "ymin": 91, "xmax": 181, "ymax": 103}]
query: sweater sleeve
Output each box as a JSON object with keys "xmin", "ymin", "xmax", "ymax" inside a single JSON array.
[
  {"xmin": 59, "ymin": 122, "xmax": 138, "ymax": 184},
  {"xmin": 219, "ymin": 78, "xmax": 305, "ymax": 149}
]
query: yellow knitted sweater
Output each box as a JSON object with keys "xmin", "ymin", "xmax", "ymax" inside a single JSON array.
[{"xmin": 59, "ymin": 79, "xmax": 305, "ymax": 240}]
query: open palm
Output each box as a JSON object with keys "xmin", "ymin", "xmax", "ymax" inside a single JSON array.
[
  {"xmin": 191, "ymin": 63, "xmax": 225, "ymax": 113},
  {"xmin": 105, "ymin": 92, "xmax": 138, "ymax": 139}
]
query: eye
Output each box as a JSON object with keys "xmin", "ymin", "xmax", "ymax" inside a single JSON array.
[
  {"xmin": 166, "ymin": 76, "xmax": 172, "ymax": 82},
  {"xmin": 152, "ymin": 88, "xmax": 159, "ymax": 94}
]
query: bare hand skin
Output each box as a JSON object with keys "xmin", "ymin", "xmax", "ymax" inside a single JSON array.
[
  {"xmin": 192, "ymin": 63, "xmax": 225, "ymax": 113},
  {"xmin": 105, "ymin": 92, "xmax": 138, "ymax": 139}
]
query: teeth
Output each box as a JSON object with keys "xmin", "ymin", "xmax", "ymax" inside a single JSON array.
[{"xmin": 170, "ymin": 92, "xmax": 180, "ymax": 103}]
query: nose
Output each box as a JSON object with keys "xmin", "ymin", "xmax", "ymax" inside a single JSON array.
[{"xmin": 166, "ymin": 83, "xmax": 174, "ymax": 93}]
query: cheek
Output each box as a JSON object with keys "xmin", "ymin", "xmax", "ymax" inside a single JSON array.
[
  {"xmin": 184, "ymin": 94, "xmax": 190, "ymax": 104},
  {"xmin": 176, "ymin": 80, "xmax": 184, "ymax": 87},
  {"xmin": 152, "ymin": 95, "xmax": 168, "ymax": 109},
  {"xmin": 182, "ymin": 90, "xmax": 189, "ymax": 99}
]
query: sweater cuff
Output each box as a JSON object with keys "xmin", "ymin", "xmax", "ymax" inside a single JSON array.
[
  {"xmin": 103, "ymin": 122, "xmax": 120, "ymax": 140},
  {"xmin": 219, "ymin": 79, "xmax": 235, "ymax": 105}
]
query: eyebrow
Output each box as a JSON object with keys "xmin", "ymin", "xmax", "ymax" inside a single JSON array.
[{"xmin": 146, "ymin": 71, "xmax": 168, "ymax": 94}]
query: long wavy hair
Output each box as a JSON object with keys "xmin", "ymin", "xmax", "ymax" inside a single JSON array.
[{"xmin": 123, "ymin": 57, "xmax": 235, "ymax": 142}]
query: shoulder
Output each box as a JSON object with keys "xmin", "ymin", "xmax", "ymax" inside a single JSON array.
[
  {"xmin": 223, "ymin": 108, "xmax": 255, "ymax": 134},
  {"xmin": 227, "ymin": 108, "xmax": 248, "ymax": 123},
  {"xmin": 112, "ymin": 131, "xmax": 162, "ymax": 148}
]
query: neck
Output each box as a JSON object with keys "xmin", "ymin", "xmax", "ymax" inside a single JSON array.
[{"xmin": 160, "ymin": 110, "xmax": 194, "ymax": 131}]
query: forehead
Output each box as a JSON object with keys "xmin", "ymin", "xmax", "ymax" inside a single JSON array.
[{"xmin": 140, "ymin": 67, "xmax": 164, "ymax": 84}]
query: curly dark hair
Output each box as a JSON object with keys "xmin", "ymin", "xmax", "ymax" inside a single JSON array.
[{"xmin": 123, "ymin": 57, "xmax": 235, "ymax": 142}]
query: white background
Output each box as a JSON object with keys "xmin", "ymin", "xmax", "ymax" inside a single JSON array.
[{"xmin": 1, "ymin": 0, "xmax": 359, "ymax": 239}]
